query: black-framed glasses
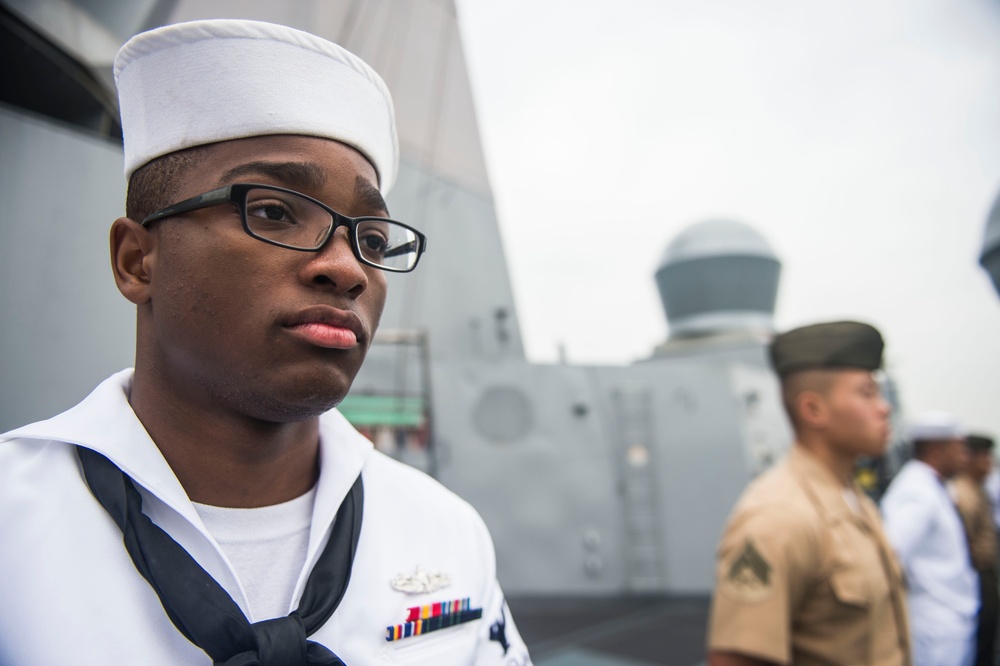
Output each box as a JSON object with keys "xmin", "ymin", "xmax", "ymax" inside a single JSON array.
[{"xmin": 141, "ymin": 183, "xmax": 427, "ymax": 272}]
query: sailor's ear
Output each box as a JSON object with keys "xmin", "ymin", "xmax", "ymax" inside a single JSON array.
[{"xmin": 110, "ymin": 217, "xmax": 155, "ymax": 305}]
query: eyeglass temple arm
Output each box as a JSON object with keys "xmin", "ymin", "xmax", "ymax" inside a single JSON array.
[
  {"xmin": 141, "ymin": 188, "xmax": 233, "ymax": 226},
  {"xmin": 384, "ymin": 239, "xmax": 423, "ymax": 258}
]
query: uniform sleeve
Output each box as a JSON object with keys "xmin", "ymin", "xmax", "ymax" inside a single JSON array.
[
  {"xmin": 985, "ymin": 471, "xmax": 1000, "ymax": 529},
  {"xmin": 952, "ymin": 481, "xmax": 978, "ymax": 545},
  {"xmin": 464, "ymin": 505, "xmax": 532, "ymax": 665},
  {"xmin": 953, "ymin": 480, "xmax": 995, "ymax": 572},
  {"xmin": 474, "ymin": 580, "xmax": 531, "ymax": 666},
  {"xmin": 880, "ymin": 485, "xmax": 935, "ymax": 568},
  {"xmin": 707, "ymin": 505, "xmax": 821, "ymax": 664}
]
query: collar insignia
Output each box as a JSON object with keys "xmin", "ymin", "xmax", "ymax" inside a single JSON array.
[{"xmin": 390, "ymin": 565, "xmax": 451, "ymax": 594}]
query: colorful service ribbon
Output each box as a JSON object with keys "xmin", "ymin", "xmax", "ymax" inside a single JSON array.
[{"xmin": 386, "ymin": 597, "xmax": 482, "ymax": 642}]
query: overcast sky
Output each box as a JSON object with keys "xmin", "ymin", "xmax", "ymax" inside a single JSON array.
[{"xmin": 454, "ymin": 0, "xmax": 1000, "ymax": 437}]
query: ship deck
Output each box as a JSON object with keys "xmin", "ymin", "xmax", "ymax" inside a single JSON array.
[{"xmin": 509, "ymin": 595, "xmax": 710, "ymax": 665}]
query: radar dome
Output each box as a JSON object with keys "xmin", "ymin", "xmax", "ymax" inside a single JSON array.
[
  {"xmin": 655, "ymin": 219, "xmax": 781, "ymax": 338},
  {"xmin": 981, "ymin": 188, "xmax": 1000, "ymax": 299}
]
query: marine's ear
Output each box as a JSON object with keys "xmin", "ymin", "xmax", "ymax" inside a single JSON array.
[
  {"xmin": 110, "ymin": 217, "xmax": 154, "ymax": 305},
  {"xmin": 795, "ymin": 389, "xmax": 829, "ymax": 430}
]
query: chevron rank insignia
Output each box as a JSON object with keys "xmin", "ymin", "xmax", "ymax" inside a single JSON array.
[
  {"xmin": 385, "ymin": 598, "xmax": 483, "ymax": 642},
  {"xmin": 723, "ymin": 539, "xmax": 774, "ymax": 602}
]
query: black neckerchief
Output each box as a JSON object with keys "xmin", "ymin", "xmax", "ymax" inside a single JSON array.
[{"xmin": 77, "ymin": 445, "xmax": 362, "ymax": 665}]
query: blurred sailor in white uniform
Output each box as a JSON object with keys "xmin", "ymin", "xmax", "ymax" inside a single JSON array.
[{"xmin": 881, "ymin": 411, "xmax": 979, "ymax": 666}]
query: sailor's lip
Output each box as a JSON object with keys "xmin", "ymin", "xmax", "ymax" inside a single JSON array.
[{"xmin": 283, "ymin": 306, "xmax": 366, "ymax": 348}]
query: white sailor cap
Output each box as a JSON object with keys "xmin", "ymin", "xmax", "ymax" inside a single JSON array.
[
  {"xmin": 906, "ymin": 410, "xmax": 967, "ymax": 442},
  {"xmin": 114, "ymin": 19, "xmax": 399, "ymax": 194}
]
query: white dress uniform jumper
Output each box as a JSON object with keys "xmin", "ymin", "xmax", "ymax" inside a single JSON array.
[{"xmin": 0, "ymin": 370, "xmax": 530, "ymax": 665}]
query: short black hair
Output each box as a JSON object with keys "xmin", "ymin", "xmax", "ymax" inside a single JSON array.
[
  {"xmin": 967, "ymin": 434, "xmax": 995, "ymax": 454},
  {"xmin": 125, "ymin": 145, "xmax": 209, "ymax": 222}
]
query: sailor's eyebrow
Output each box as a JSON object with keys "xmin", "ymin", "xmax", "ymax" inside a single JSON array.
[
  {"xmin": 219, "ymin": 161, "xmax": 388, "ymax": 215},
  {"xmin": 355, "ymin": 176, "xmax": 389, "ymax": 215},
  {"xmin": 220, "ymin": 161, "xmax": 327, "ymax": 191}
]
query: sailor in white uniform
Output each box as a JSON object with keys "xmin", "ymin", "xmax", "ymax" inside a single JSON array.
[
  {"xmin": 984, "ymin": 468, "xmax": 1000, "ymax": 530},
  {"xmin": 880, "ymin": 411, "xmax": 978, "ymax": 666},
  {"xmin": 0, "ymin": 19, "xmax": 530, "ymax": 666}
]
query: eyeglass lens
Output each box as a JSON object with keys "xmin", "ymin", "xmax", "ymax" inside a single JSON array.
[{"xmin": 242, "ymin": 188, "xmax": 420, "ymax": 271}]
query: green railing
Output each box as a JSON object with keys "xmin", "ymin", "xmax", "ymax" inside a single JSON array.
[{"xmin": 337, "ymin": 394, "xmax": 425, "ymax": 427}]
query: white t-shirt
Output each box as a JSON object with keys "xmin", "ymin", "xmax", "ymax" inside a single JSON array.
[{"xmin": 194, "ymin": 486, "xmax": 316, "ymax": 622}]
